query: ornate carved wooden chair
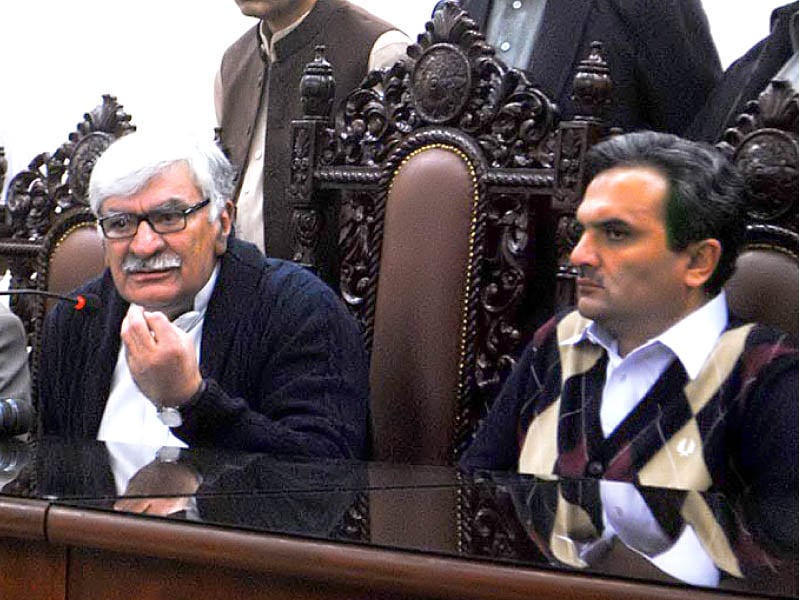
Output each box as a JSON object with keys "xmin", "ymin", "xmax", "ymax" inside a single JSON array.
[
  {"xmin": 289, "ymin": 2, "xmax": 612, "ymax": 466},
  {"xmin": 0, "ymin": 95, "xmax": 135, "ymax": 400},
  {"xmin": 717, "ymin": 81, "xmax": 798, "ymax": 338}
]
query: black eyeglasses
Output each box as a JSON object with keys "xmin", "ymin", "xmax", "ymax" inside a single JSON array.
[{"xmin": 98, "ymin": 198, "xmax": 211, "ymax": 239}]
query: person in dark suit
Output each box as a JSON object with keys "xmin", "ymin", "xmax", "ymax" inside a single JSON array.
[
  {"xmin": 686, "ymin": 1, "xmax": 798, "ymax": 142},
  {"xmin": 436, "ymin": 0, "xmax": 722, "ymax": 134}
]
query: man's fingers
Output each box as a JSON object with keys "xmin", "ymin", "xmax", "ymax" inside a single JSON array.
[
  {"xmin": 143, "ymin": 311, "xmax": 177, "ymax": 345},
  {"xmin": 122, "ymin": 305, "xmax": 157, "ymax": 350}
]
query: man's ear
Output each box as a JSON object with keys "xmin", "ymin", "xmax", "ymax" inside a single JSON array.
[
  {"xmin": 214, "ymin": 200, "xmax": 235, "ymax": 255},
  {"xmin": 684, "ymin": 238, "xmax": 722, "ymax": 289}
]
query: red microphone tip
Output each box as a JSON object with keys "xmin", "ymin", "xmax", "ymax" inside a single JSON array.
[{"xmin": 74, "ymin": 295, "xmax": 87, "ymax": 311}]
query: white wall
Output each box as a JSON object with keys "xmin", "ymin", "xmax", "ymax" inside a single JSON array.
[
  {"xmin": 0, "ymin": 0, "xmax": 787, "ymax": 197},
  {"xmin": 702, "ymin": 0, "xmax": 784, "ymax": 68}
]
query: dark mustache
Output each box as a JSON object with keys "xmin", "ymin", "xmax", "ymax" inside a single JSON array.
[{"xmin": 570, "ymin": 265, "xmax": 602, "ymax": 284}]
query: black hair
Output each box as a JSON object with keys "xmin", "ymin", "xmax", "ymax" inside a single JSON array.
[{"xmin": 585, "ymin": 131, "xmax": 746, "ymax": 296}]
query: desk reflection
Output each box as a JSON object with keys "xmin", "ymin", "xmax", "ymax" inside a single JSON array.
[
  {"xmin": 0, "ymin": 437, "xmax": 796, "ymax": 599},
  {"xmin": 461, "ymin": 473, "xmax": 797, "ymax": 595}
]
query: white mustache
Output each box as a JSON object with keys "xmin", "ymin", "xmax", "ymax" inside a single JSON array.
[{"xmin": 122, "ymin": 252, "xmax": 182, "ymax": 273}]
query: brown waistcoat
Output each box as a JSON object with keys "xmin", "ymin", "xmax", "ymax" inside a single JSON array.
[{"xmin": 218, "ymin": 0, "xmax": 394, "ymax": 277}]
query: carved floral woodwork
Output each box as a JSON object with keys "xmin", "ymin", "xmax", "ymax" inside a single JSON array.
[
  {"xmin": 289, "ymin": 0, "xmax": 610, "ymax": 462},
  {"xmin": 5, "ymin": 95, "xmax": 135, "ymax": 242},
  {"xmin": 0, "ymin": 95, "xmax": 135, "ymax": 403},
  {"xmin": 718, "ymin": 80, "xmax": 798, "ymax": 253},
  {"xmin": 0, "ymin": 147, "xmax": 7, "ymax": 200},
  {"xmin": 458, "ymin": 475, "xmax": 547, "ymax": 562}
]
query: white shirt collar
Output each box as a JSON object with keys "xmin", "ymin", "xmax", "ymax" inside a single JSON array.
[
  {"xmin": 259, "ymin": 8, "xmax": 313, "ymax": 62},
  {"xmin": 561, "ymin": 292, "xmax": 729, "ymax": 380}
]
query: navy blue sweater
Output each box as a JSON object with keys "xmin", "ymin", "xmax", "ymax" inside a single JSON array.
[{"xmin": 39, "ymin": 239, "xmax": 369, "ymax": 459}]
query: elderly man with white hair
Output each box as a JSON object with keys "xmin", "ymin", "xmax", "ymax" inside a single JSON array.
[{"xmin": 38, "ymin": 131, "xmax": 369, "ymax": 460}]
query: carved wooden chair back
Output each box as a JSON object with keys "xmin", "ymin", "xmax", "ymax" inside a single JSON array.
[
  {"xmin": 717, "ymin": 81, "xmax": 798, "ymax": 339},
  {"xmin": 290, "ymin": 3, "xmax": 612, "ymax": 466},
  {"xmin": 0, "ymin": 95, "xmax": 135, "ymax": 402}
]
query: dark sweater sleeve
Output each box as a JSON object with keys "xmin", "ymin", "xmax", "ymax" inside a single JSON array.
[
  {"xmin": 737, "ymin": 343, "xmax": 798, "ymax": 552},
  {"xmin": 173, "ymin": 266, "xmax": 370, "ymax": 460},
  {"xmin": 460, "ymin": 341, "xmax": 542, "ymax": 472},
  {"xmin": 37, "ymin": 307, "xmax": 62, "ymax": 435}
]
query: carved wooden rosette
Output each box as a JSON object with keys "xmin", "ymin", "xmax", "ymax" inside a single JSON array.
[
  {"xmin": 291, "ymin": 1, "xmax": 610, "ymax": 463},
  {"xmin": 6, "ymin": 95, "xmax": 134, "ymax": 236},
  {"xmin": 718, "ymin": 81, "xmax": 798, "ymax": 255},
  {"xmin": 0, "ymin": 95, "xmax": 135, "ymax": 402}
]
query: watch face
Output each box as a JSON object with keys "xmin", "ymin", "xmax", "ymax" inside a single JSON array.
[{"xmin": 158, "ymin": 407, "xmax": 183, "ymax": 428}]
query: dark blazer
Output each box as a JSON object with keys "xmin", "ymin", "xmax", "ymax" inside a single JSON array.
[
  {"xmin": 686, "ymin": 2, "xmax": 798, "ymax": 142},
  {"xmin": 451, "ymin": 0, "xmax": 722, "ymax": 134},
  {"xmin": 38, "ymin": 239, "xmax": 370, "ymax": 459}
]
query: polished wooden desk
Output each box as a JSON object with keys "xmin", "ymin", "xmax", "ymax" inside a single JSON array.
[{"xmin": 0, "ymin": 438, "xmax": 795, "ymax": 600}]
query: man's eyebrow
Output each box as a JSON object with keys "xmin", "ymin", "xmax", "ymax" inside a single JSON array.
[
  {"xmin": 149, "ymin": 197, "xmax": 190, "ymax": 211},
  {"xmin": 102, "ymin": 197, "xmax": 189, "ymax": 214},
  {"xmin": 580, "ymin": 217, "xmax": 632, "ymax": 229}
]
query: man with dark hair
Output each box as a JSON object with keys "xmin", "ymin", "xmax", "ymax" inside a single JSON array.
[
  {"xmin": 436, "ymin": 0, "xmax": 721, "ymax": 134},
  {"xmin": 461, "ymin": 131, "xmax": 798, "ymax": 499}
]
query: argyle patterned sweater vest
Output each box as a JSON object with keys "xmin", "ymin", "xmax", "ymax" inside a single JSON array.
[{"xmin": 517, "ymin": 311, "xmax": 796, "ymax": 492}]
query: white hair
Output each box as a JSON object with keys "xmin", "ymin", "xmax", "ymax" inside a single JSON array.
[{"xmin": 88, "ymin": 131, "xmax": 237, "ymax": 220}]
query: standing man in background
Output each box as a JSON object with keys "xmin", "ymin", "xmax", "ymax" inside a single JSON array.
[
  {"xmin": 439, "ymin": 0, "xmax": 722, "ymax": 134},
  {"xmin": 216, "ymin": 0, "xmax": 409, "ymax": 285},
  {"xmin": 686, "ymin": 1, "xmax": 798, "ymax": 142}
]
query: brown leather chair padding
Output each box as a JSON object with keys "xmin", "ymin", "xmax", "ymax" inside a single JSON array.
[
  {"xmin": 46, "ymin": 223, "xmax": 106, "ymax": 311},
  {"xmin": 369, "ymin": 146, "xmax": 476, "ymax": 466},
  {"xmin": 725, "ymin": 248, "xmax": 798, "ymax": 338}
]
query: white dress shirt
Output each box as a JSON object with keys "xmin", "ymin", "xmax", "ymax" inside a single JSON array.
[
  {"xmin": 97, "ymin": 263, "xmax": 220, "ymax": 448},
  {"xmin": 563, "ymin": 292, "xmax": 729, "ymax": 437},
  {"xmin": 486, "ymin": 0, "xmax": 547, "ymax": 70}
]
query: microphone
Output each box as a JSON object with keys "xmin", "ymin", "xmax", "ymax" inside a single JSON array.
[
  {"xmin": 0, "ymin": 289, "xmax": 101, "ymax": 313},
  {"xmin": 0, "ymin": 437, "xmax": 32, "ymax": 492},
  {"xmin": 0, "ymin": 398, "xmax": 34, "ymax": 437}
]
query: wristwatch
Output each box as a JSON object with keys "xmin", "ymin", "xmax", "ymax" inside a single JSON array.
[
  {"xmin": 156, "ymin": 379, "xmax": 207, "ymax": 428},
  {"xmin": 156, "ymin": 445, "xmax": 182, "ymax": 463},
  {"xmin": 157, "ymin": 406, "xmax": 183, "ymax": 428}
]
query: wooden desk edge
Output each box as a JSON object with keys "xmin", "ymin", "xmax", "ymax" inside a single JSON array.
[
  {"xmin": 0, "ymin": 497, "xmax": 48, "ymax": 540},
  {"xmin": 46, "ymin": 505, "xmax": 735, "ymax": 600}
]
